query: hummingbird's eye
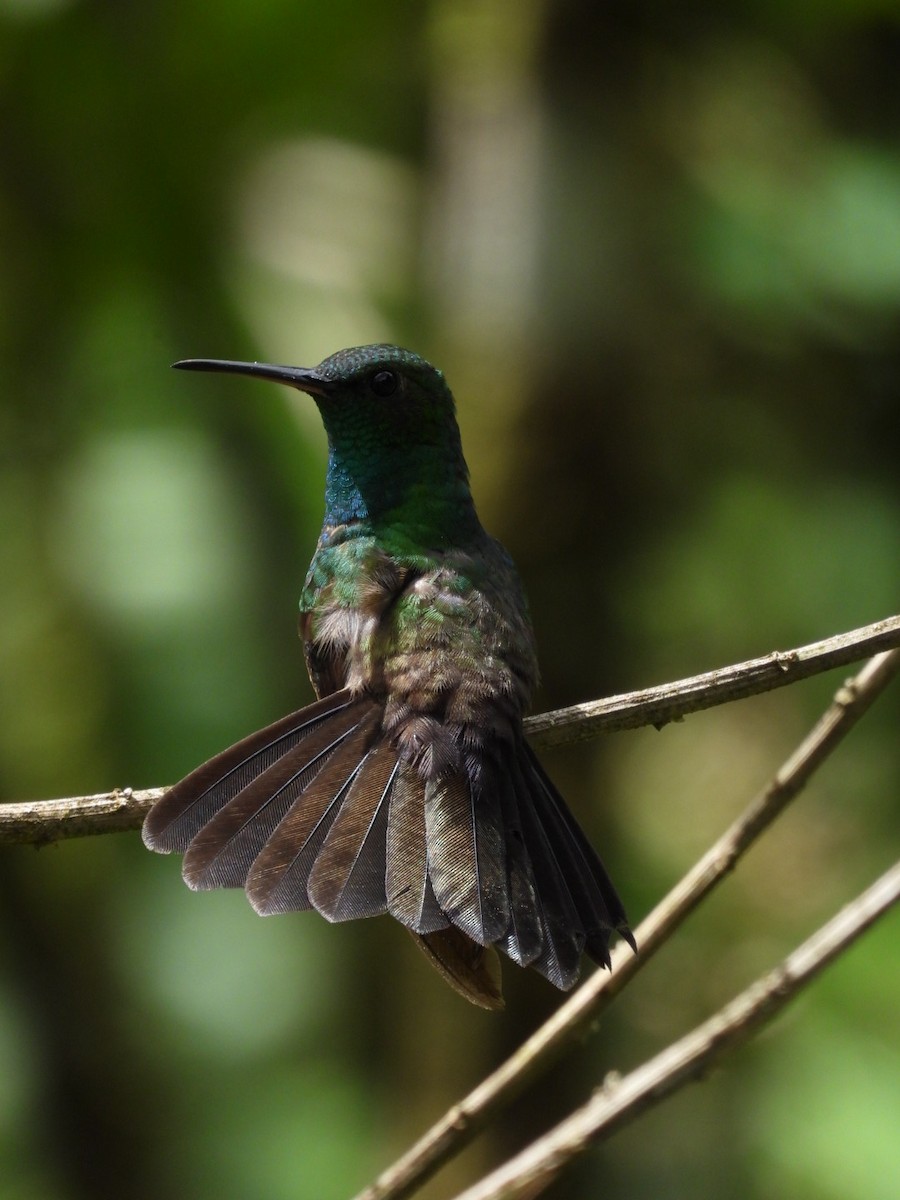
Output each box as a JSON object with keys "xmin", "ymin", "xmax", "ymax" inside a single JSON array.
[{"xmin": 370, "ymin": 370, "xmax": 399, "ymax": 397}]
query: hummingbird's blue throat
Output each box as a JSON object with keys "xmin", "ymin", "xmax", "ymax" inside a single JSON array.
[
  {"xmin": 323, "ymin": 452, "xmax": 375, "ymax": 526},
  {"xmin": 321, "ymin": 446, "xmax": 481, "ymax": 547}
]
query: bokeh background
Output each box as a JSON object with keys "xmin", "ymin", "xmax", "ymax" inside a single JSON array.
[{"xmin": 1, "ymin": 2, "xmax": 898, "ymax": 1198}]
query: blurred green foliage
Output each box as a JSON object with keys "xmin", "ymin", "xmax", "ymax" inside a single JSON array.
[{"xmin": 1, "ymin": 1, "xmax": 897, "ymax": 1198}]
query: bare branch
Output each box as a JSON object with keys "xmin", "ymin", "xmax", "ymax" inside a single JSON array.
[
  {"xmin": 2, "ymin": 617, "xmax": 897, "ymax": 847},
  {"xmin": 453, "ymin": 860, "xmax": 900, "ymax": 1200},
  {"xmin": 352, "ymin": 648, "xmax": 900, "ymax": 1200},
  {"xmin": 0, "ymin": 788, "xmax": 165, "ymax": 846},
  {"xmin": 527, "ymin": 613, "xmax": 900, "ymax": 747}
]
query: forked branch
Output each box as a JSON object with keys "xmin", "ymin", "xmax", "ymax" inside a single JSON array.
[
  {"xmin": 453, "ymin": 859, "xmax": 900, "ymax": 1200},
  {"xmin": 352, "ymin": 647, "xmax": 900, "ymax": 1200}
]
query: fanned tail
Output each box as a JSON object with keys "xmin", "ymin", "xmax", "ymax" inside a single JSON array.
[{"xmin": 143, "ymin": 696, "xmax": 632, "ymax": 1007}]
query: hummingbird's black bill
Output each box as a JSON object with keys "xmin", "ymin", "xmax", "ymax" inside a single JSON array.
[{"xmin": 173, "ymin": 358, "xmax": 334, "ymax": 396}]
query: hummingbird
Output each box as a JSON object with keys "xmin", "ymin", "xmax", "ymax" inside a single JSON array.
[{"xmin": 142, "ymin": 344, "xmax": 632, "ymax": 1009}]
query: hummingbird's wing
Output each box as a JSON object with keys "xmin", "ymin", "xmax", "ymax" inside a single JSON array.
[{"xmin": 299, "ymin": 609, "xmax": 348, "ymax": 699}]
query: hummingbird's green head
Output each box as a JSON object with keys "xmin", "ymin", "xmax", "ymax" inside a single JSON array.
[
  {"xmin": 174, "ymin": 345, "xmax": 482, "ymax": 547},
  {"xmin": 312, "ymin": 343, "xmax": 458, "ymax": 450}
]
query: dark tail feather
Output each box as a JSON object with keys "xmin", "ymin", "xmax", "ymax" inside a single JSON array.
[
  {"xmin": 142, "ymin": 689, "xmax": 358, "ymax": 854},
  {"xmin": 180, "ymin": 698, "xmax": 379, "ymax": 891},
  {"xmin": 521, "ymin": 743, "xmax": 633, "ymax": 965},
  {"xmin": 385, "ymin": 763, "xmax": 448, "ymax": 934},
  {"xmin": 306, "ymin": 742, "xmax": 399, "ymax": 921},
  {"xmin": 411, "ymin": 929, "xmax": 504, "ymax": 1011},
  {"xmin": 243, "ymin": 705, "xmax": 382, "ymax": 914},
  {"xmin": 424, "ymin": 768, "xmax": 510, "ymax": 946},
  {"xmin": 508, "ymin": 753, "xmax": 585, "ymax": 990},
  {"xmin": 496, "ymin": 769, "xmax": 544, "ymax": 969}
]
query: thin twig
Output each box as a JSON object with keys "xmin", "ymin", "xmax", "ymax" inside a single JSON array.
[
  {"xmin": 527, "ymin": 613, "xmax": 900, "ymax": 747},
  {"xmin": 0, "ymin": 787, "xmax": 167, "ymax": 846},
  {"xmin": 453, "ymin": 860, "xmax": 900, "ymax": 1200},
  {"xmin": 2, "ymin": 617, "xmax": 897, "ymax": 846},
  {"xmin": 352, "ymin": 649, "xmax": 899, "ymax": 1200}
]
